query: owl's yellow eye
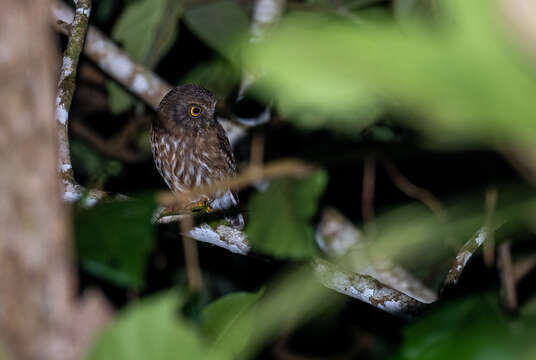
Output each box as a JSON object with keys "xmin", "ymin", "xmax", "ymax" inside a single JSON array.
[{"xmin": 190, "ymin": 106, "xmax": 202, "ymax": 117}]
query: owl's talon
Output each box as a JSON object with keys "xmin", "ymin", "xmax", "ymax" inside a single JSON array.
[{"xmin": 186, "ymin": 197, "xmax": 212, "ymax": 214}]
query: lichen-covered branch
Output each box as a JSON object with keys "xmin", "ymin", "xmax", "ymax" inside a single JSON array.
[
  {"xmin": 312, "ymin": 258, "xmax": 426, "ymax": 318},
  {"xmin": 440, "ymin": 227, "xmax": 488, "ymax": 294},
  {"xmin": 315, "ymin": 208, "xmax": 437, "ymax": 305},
  {"xmin": 190, "ymin": 223, "xmax": 251, "ymax": 255},
  {"xmin": 153, "ymin": 209, "xmax": 251, "ymax": 255},
  {"xmin": 56, "ymin": 0, "xmax": 92, "ymax": 202}
]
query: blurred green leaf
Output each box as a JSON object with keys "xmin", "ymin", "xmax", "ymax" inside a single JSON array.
[
  {"xmin": 74, "ymin": 193, "xmax": 157, "ymax": 289},
  {"xmin": 245, "ymin": 0, "xmax": 536, "ymax": 159},
  {"xmin": 107, "ymin": 82, "xmax": 134, "ymax": 115},
  {"xmin": 108, "ymin": 0, "xmax": 182, "ymax": 113},
  {"xmin": 396, "ymin": 293, "xmax": 536, "ymax": 360},
  {"xmin": 246, "ymin": 170, "xmax": 328, "ymax": 259},
  {"xmin": 201, "ymin": 290, "xmax": 263, "ymax": 359},
  {"xmin": 71, "ymin": 139, "xmax": 124, "ymax": 187},
  {"xmin": 181, "ymin": 59, "xmax": 240, "ymax": 99},
  {"xmin": 87, "ymin": 291, "xmax": 217, "ymax": 360},
  {"xmin": 184, "ymin": 0, "xmax": 249, "ymax": 62},
  {"xmin": 522, "ymin": 295, "xmax": 536, "ymax": 318}
]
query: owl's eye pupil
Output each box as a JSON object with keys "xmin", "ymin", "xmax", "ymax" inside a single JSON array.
[{"xmin": 190, "ymin": 106, "xmax": 202, "ymax": 117}]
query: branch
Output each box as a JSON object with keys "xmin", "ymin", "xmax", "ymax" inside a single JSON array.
[
  {"xmin": 156, "ymin": 159, "xmax": 315, "ymax": 210},
  {"xmin": 312, "ymin": 258, "xmax": 426, "ymax": 318},
  {"xmin": 56, "ymin": 0, "xmax": 92, "ymax": 201},
  {"xmin": 498, "ymin": 241, "xmax": 517, "ymax": 310},
  {"xmin": 154, "ymin": 159, "xmax": 314, "ymax": 255},
  {"xmin": 440, "ymin": 227, "xmax": 489, "ymax": 294},
  {"xmin": 315, "ymin": 208, "xmax": 437, "ymax": 305},
  {"xmin": 71, "ymin": 118, "xmax": 145, "ymax": 163},
  {"xmin": 380, "ymin": 157, "xmax": 447, "ymax": 223}
]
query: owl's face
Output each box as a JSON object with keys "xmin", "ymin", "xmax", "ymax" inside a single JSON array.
[{"xmin": 156, "ymin": 84, "xmax": 217, "ymax": 133}]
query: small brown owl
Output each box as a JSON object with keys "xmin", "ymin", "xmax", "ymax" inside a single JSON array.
[{"xmin": 151, "ymin": 84, "xmax": 244, "ymax": 229}]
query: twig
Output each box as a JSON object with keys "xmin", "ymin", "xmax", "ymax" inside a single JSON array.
[
  {"xmin": 440, "ymin": 227, "xmax": 488, "ymax": 295},
  {"xmin": 483, "ymin": 187, "xmax": 498, "ymax": 267},
  {"xmin": 362, "ymin": 155, "xmax": 376, "ymax": 237},
  {"xmin": 179, "ymin": 215, "xmax": 203, "ymax": 292},
  {"xmin": 250, "ymin": 132, "xmax": 265, "ymax": 168},
  {"xmin": 56, "ymin": 0, "xmax": 92, "ymax": 201},
  {"xmin": 156, "ymin": 159, "xmax": 316, "ymax": 210},
  {"xmin": 380, "ymin": 157, "xmax": 447, "ymax": 223},
  {"xmin": 513, "ymin": 254, "xmax": 536, "ymax": 284},
  {"xmin": 498, "ymin": 241, "xmax": 517, "ymax": 310},
  {"xmin": 71, "ymin": 118, "xmax": 145, "ymax": 163}
]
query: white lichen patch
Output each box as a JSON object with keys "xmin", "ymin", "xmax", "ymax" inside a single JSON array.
[
  {"xmin": 253, "ymin": 0, "xmax": 283, "ymax": 25},
  {"xmin": 60, "ymin": 163, "xmax": 72, "ymax": 172},
  {"xmin": 60, "ymin": 56, "xmax": 73, "ymax": 82},
  {"xmin": 64, "ymin": 191, "xmax": 81, "ymax": 202},
  {"xmin": 475, "ymin": 228, "xmax": 486, "ymax": 246},
  {"xmin": 132, "ymin": 74, "xmax": 149, "ymax": 93},
  {"xmin": 76, "ymin": 7, "xmax": 91, "ymax": 17},
  {"xmin": 189, "ymin": 224, "xmax": 250, "ymax": 255},
  {"xmin": 56, "ymin": 104, "xmax": 68, "ymax": 125},
  {"xmin": 100, "ymin": 53, "xmax": 133, "ymax": 81},
  {"xmin": 377, "ymin": 299, "xmax": 403, "ymax": 314},
  {"xmin": 82, "ymin": 196, "xmax": 98, "ymax": 207}
]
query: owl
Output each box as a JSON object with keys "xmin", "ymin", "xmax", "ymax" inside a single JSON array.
[{"xmin": 151, "ymin": 84, "xmax": 244, "ymax": 229}]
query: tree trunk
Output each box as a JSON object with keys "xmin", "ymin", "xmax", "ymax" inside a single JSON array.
[{"xmin": 0, "ymin": 1, "xmax": 109, "ymax": 359}]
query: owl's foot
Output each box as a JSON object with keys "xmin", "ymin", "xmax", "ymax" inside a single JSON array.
[{"xmin": 186, "ymin": 197, "xmax": 214, "ymax": 214}]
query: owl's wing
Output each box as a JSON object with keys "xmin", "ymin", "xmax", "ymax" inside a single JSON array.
[{"xmin": 215, "ymin": 121, "xmax": 238, "ymax": 174}]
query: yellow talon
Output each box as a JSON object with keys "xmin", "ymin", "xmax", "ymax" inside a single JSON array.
[{"xmin": 186, "ymin": 197, "xmax": 213, "ymax": 213}]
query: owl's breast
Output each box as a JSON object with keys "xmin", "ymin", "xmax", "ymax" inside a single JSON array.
[{"xmin": 150, "ymin": 127, "xmax": 228, "ymax": 193}]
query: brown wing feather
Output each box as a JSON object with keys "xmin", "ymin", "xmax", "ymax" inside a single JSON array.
[
  {"xmin": 214, "ymin": 121, "xmax": 241, "ymax": 204},
  {"xmin": 215, "ymin": 121, "xmax": 238, "ymax": 174}
]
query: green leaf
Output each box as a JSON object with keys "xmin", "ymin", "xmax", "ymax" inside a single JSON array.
[
  {"xmin": 181, "ymin": 59, "xmax": 241, "ymax": 99},
  {"xmin": 245, "ymin": 0, "xmax": 536, "ymax": 159},
  {"xmin": 201, "ymin": 290, "xmax": 263, "ymax": 359},
  {"xmin": 396, "ymin": 293, "xmax": 536, "ymax": 360},
  {"xmin": 246, "ymin": 170, "xmax": 328, "ymax": 259},
  {"xmin": 107, "ymin": 82, "xmax": 135, "ymax": 115},
  {"xmin": 74, "ymin": 193, "xmax": 157, "ymax": 289},
  {"xmin": 183, "ymin": 0, "xmax": 249, "ymax": 62},
  {"xmin": 108, "ymin": 0, "xmax": 182, "ymax": 113},
  {"xmin": 87, "ymin": 291, "xmax": 215, "ymax": 360}
]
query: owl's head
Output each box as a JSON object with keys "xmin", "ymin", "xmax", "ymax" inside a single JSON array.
[{"xmin": 156, "ymin": 84, "xmax": 217, "ymax": 132}]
